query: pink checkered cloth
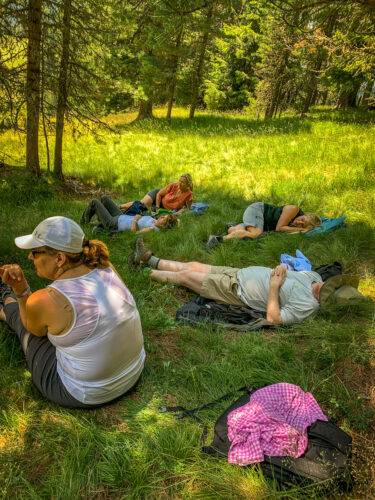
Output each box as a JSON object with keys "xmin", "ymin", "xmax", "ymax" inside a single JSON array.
[{"xmin": 227, "ymin": 383, "xmax": 327, "ymax": 466}]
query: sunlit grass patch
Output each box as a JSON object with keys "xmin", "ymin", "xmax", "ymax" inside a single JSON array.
[{"xmin": 0, "ymin": 107, "xmax": 374, "ymax": 498}]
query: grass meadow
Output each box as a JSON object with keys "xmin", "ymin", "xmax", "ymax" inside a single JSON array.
[{"xmin": 0, "ymin": 107, "xmax": 374, "ymax": 499}]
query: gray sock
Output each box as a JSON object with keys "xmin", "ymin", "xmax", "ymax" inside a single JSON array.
[{"xmin": 148, "ymin": 255, "xmax": 160, "ymax": 269}]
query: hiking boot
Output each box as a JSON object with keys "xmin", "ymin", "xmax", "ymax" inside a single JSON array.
[
  {"xmin": 127, "ymin": 251, "xmax": 151, "ymax": 270},
  {"xmin": 0, "ymin": 278, "xmax": 16, "ymax": 310},
  {"xmin": 206, "ymin": 234, "xmax": 222, "ymax": 252},
  {"xmin": 80, "ymin": 203, "xmax": 93, "ymax": 224},
  {"xmin": 128, "ymin": 237, "xmax": 153, "ymax": 269}
]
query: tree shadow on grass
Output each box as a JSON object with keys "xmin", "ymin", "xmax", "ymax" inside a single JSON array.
[
  {"xmin": 308, "ymin": 107, "xmax": 375, "ymax": 126},
  {"xmin": 113, "ymin": 114, "xmax": 313, "ymax": 138}
]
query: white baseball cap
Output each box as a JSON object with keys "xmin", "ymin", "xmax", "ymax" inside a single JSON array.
[{"xmin": 15, "ymin": 216, "xmax": 85, "ymax": 253}]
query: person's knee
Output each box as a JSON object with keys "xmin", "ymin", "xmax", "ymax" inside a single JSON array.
[
  {"xmin": 101, "ymin": 195, "xmax": 111, "ymax": 203},
  {"xmin": 228, "ymin": 225, "xmax": 243, "ymax": 234},
  {"xmin": 91, "ymin": 198, "xmax": 101, "ymax": 207},
  {"xmin": 178, "ymin": 269, "xmax": 193, "ymax": 285},
  {"xmin": 187, "ymin": 261, "xmax": 203, "ymax": 272},
  {"xmin": 245, "ymin": 226, "xmax": 262, "ymax": 238}
]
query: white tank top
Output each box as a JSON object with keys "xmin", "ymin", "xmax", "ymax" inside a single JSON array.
[{"xmin": 48, "ymin": 267, "xmax": 145, "ymax": 404}]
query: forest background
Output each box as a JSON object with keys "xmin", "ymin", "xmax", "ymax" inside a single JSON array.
[
  {"xmin": 0, "ymin": 0, "xmax": 374, "ymax": 176},
  {"xmin": 0, "ymin": 0, "xmax": 375, "ymax": 498}
]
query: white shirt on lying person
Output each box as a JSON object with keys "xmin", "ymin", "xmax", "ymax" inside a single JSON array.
[
  {"xmin": 236, "ymin": 266, "xmax": 322, "ymax": 325},
  {"xmin": 117, "ymin": 214, "xmax": 160, "ymax": 232}
]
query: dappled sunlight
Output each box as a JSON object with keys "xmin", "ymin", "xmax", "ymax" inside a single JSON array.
[
  {"xmin": 1, "ymin": 107, "xmax": 374, "ymax": 498},
  {"xmin": 0, "ymin": 407, "xmax": 29, "ymax": 450}
]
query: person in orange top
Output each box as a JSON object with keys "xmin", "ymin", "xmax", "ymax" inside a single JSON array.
[{"xmin": 120, "ymin": 174, "xmax": 193, "ymax": 215}]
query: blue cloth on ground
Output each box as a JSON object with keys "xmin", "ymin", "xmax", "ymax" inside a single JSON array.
[
  {"xmin": 125, "ymin": 200, "xmax": 148, "ymax": 216},
  {"xmin": 305, "ymin": 216, "xmax": 347, "ymax": 238},
  {"xmin": 280, "ymin": 250, "xmax": 312, "ymax": 271},
  {"xmin": 176, "ymin": 202, "xmax": 210, "ymax": 216}
]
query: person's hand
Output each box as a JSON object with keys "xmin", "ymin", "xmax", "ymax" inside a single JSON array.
[
  {"xmin": 134, "ymin": 214, "xmax": 142, "ymax": 221},
  {"xmin": 0, "ymin": 264, "xmax": 28, "ymax": 294},
  {"xmin": 120, "ymin": 204, "xmax": 126, "ymax": 213},
  {"xmin": 270, "ymin": 265, "xmax": 287, "ymax": 288}
]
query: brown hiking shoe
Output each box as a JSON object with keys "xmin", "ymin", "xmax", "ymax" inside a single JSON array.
[{"xmin": 128, "ymin": 237, "xmax": 153, "ymax": 269}]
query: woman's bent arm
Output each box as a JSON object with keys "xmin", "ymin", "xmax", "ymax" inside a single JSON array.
[
  {"xmin": 155, "ymin": 186, "xmax": 169, "ymax": 209},
  {"xmin": 275, "ymin": 205, "xmax": 300, "ymax": 231}
]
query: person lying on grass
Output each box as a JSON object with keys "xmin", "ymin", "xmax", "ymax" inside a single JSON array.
[
  {"xmin": 119, "ymin": 173, "xmax": 194, "ymax": 216},
  {"xmin": 0, "ymin": 216, "xmax": 145, "ymax": 408},
  {"xmin": 206, "ymin": 202, "xmax": 321, "ymax": 250},
  {"xmin": 81, "ymin": 195, "xmax": 178, "ymax": 233},
  {"xmin": 129, "ymin": 237, "xmax": 364, "ymax": 326}
]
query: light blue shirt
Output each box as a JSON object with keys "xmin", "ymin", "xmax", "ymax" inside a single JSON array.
[
  {"xmin": 237, "ymin": 266, "xmax": 321, "ymax": 325},
  {"xmin": 117, "ymin": 215, "xmax": 159, "ymax": 232}
]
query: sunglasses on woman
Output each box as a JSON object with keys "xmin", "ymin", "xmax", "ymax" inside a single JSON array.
[{"xmin": 30, "ymin": 250, "xmax": 47, "ymax": 258}]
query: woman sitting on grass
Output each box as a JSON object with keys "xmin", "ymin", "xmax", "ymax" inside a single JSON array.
[
  {"xmin": 81, "ymin": 195, "xmax": 178, "ymax": 233},
  {"xmin": 207, "ymin": 202, "xmax": 321, "ymax": 250},
  {"xmin": 120, "ymin": 173, "xmax": 194, "ymax": 215},
  {"xmin": 0, "ymin": 216, "xmax": 145, "ymax": 408}
]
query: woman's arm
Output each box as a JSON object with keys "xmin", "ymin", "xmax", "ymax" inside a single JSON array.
[
  {"xmin": 175, "ymin": 199, "xmax": 192, "ymax": 215},
  {"xmin": 155, "ymin": 186, "xmax": 169, "ymax": 210},
  {"xmin": 1, "ymin": 265, "xmax": 73, "ymax": 336},
  {"xmin": 130, "ymin": 214, "xmax": 142, "ymax": 232},
  {"xmin": 0, "ymin": 265, "xmax": 51, "ymax": 336},
  {"xmin": 275, "ymin": 205, "xmax": 301, "ymax": 232},
  {"xmin": 136, "ymin": 227, "xmax": 155, "ymax": 233},
  {"xmin": 23, "ymin": 290, "xmax": 54, "ymax": 336}
]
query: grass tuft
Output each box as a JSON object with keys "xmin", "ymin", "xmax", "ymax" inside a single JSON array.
[{"xmin": 0, "ymin": 107, "xmax": 374, "ymax": 498}]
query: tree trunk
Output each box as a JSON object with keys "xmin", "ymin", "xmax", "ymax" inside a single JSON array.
[
  {"xmin": 360, "ymin": 80, "xmax": 374, "ymax": 109},
  {"xmin": 320, "ymin": 90, "xmax": 328, "ymax": 105},
  {"xmin": 137, "ymin": 100, "xmax": 153, "ymax": 119},
  {"xmin": 300, "ymin": 56, "xmax": 323, "ymax": 116},
  {"xmin": 301, "ymin": 13, "xmax": 336, "ymax": 116},
  {"xmin": 166, "ymin": 25, "xmax": 184, "ymax": 125},
  {"xmin": 264, "ymin": 53, "xmax": 288, "ymax": 119},
  {"xmin": 311, "ymin": 87, "xmax": 319, "ymax": 107},
  {"xmin": 264, "ymin": 80, "xmax": 281, "ymax": 118},
  {"xmin": 189, "ymin": 5, "xmax": 214, "ymax": 120},
  {"xmin": 41, "ymin": 23, "xmax": 50, "ymax": 171},
  {"xmin": 54, "ymin": 0, "xmax": 72, "ymax": 182},
  {"xmin": 335, "ymin": 82, "xmax": 361, "ymax": 110},
  {"xmin": 26, "ymin": 0, "xmax": 42, "ymax": 176}
]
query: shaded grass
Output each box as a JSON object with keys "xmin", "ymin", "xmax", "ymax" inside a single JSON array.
[{"xmin": 0, "ymin": 107, "xmax": 374, "ymax": 499}]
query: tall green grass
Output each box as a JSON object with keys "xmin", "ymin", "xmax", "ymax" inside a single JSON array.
[{"xmin": 0, "ymin": 107, "xmax": 374, "ymax": 498}]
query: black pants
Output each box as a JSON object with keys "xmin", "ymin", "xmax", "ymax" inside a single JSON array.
[
  {"xmin": 86, "ymin": 195, "xmax": 122, "ymax": 230},
  {"xmin": 4, "ymin": 302, "xmax": 103, "ymax": 408}
]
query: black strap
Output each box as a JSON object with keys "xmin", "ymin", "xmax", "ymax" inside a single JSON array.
[{"xmin": 159, "ymin": 385, "xmax": 258, "ymax": 446}]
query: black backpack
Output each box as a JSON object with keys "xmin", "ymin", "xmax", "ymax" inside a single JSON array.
[{"xmin": 161, "ymin": 386, "xmax": 353, "ymax": 491}]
